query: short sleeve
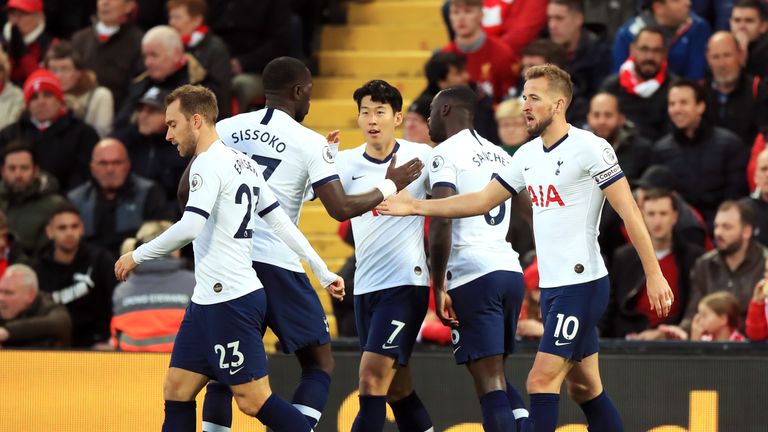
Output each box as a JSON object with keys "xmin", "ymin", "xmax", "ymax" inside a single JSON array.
[
  {"xmin": 255, "ymin": 175, "xmax": 281, "ymax": 218},
  {"xmin": 184, "ymin": 156, "xmax": 221, "ymax": 219},
  {"xmin": 308, "ymin": 140, "xmax": 341, "ymax": 190},
  {"xmin": 428, "ymin": 149, "xmax": 458, "ymax": 192},
  {"xmin": 494, "ymin": 150, "xmax": 526, "ymax": 195},
  {"xmin": 578, "ymin": 139, "xmax": 625, "ymax": 189}
]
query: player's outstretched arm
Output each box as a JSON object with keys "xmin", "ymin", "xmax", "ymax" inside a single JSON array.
[
  {"xmin": 315, "ymin": 154, "xmax": 424, "ymax": 221},
  {"xmin": 377, "ymin": 177, "xmax": 511, "ymax": 218},
  {"xmin": 114, "ymin": 211, "xmax": 206, "ymax": 281},
  {"xmin": 261, "ymin": 206, "xmax": 345, "ymax": 300},
  {"xmin": 429, "ymin": 186, "xmax": 459, "ymax": 327},
  {"xmin": 603, "ymin": 177, "xmax": 674, "ymax": 317}
]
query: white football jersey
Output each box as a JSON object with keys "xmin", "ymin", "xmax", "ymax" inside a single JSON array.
[
  {"xmin": 428, "ymin": 129, "xmax": 522, "ymax": 290},
  {"xmin": 216, "ymin": 108, "xmax": 339, "ymax": 272},
  {"xmin": 185, "ymin": 140, "xmax": 279, "ymax": 305},
  {"xmin": 336, "ymin": 140, "xmax": 431, "ymax": 295},
  {"xmin": 497, "ymin": 125, "xmax": 624, "ymax": 288}
]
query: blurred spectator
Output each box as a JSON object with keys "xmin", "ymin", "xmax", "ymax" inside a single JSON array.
[
  {"xmin": 167, "ymin": 0, "xmax": 231, "ymax": 117},
  {"xmin": 745, "ymin": 258, "xmax": 768, "ymax": 340},
  {"xmin": 111, "ymin": 86, "xmax": 189, "ymax": 203},
  {"xmin": 208, "ymin": 0, "xmax": 292, "ymax": 112},
  {"xmin": 704, "ymin": 31, "xmax": 768, "ymax": 147},
  {"xmin": 0, "ymin": 210, "xmax": 25, "ymax": 273},
  {"xmin": 421, "ymin": 52, "xmax": 499, "ymax": 144},
  {"xmin": 690, "ymin": 291, "xmax": 746, "ymax": 341},
  {"xmin": 0, "ymin": 0, "xmax": 54, "ymax": 85},
  {"xmin": 41, "ymin": 0, "xmax": 93, "ymax": 40},
  {"xmin": 730, "ymin": 0, "xmax": 768, "ymax": 77},
  {"xmin": 583, "ymin": 0, "xmax": 641, "ymax": 38},
  {"xmin": 68, "ymin": 139, "xmax": 174, "ymax": 257},
  {"xmin": 35, "ymin": 203, "xmax": 117, "ymax": 348},
  {"xmin": 0, "ymin": 69, "xmax": 99, "ymax": 191},
  {"xmin": 586, "ymin": 92, "xmax": 652, "ymax": 184},
  {"xmin": 0, "ymin": 50, "xmax": 24, "ymax": 130},
  {"xmin": 749, "ymin": 148, "xmax": 768, "ymax": 247},
  {"xmin": 71, "ymin": 0, "xmax": 143, "ymax": 110},
  {"xmin": 109, "ymin": 220, "xmax": 194, "ymax": 351},
  {"xmin": 495, "ymin": 98, "xmax": 529, "ymax": 155},
  {"xmin": 669, "ymin": 200, "xmax": 768, "ymax": 338},
  {"xmin": 603, "ymin": 188, "xmax": 704, "ymax": 339},
  {"xmin": 0, "ymin": 143, "xmax": 66, "ymax": 256},
  {"xmin": 333, "ymin": 220, "xmax": 356, "ymax": 338},
  {"xmin": 510, "ymin": 38, "xmax": 566, "ymax": 98},
  {"xmin": 404, "ymin": 95, "xmax": 434, "ymax": 146},
  {"xmin": 516, "ymin": 257, "xmax": 544, "ymax": 339},
  {"xmin": 599, "ymin": 165, "xmax": 710, "ymax": 266},
  {"xmin": 748, "ymin": 132, "xmax": 766, "ymax": 191},
  {"xmin": 114, "ymin": 25, "xmax": 220, "ymax": 133},
  {"xmin": 613, "ymin": 0, "xmax": 712, "ymax": 80},
  {"xmin": 45, "ymin": 41, "xmax": 114, "ymax": 138},
  {"xmin": 546, "ymin": 0, "xmax": 612, "ymax": 124},
  {"xmin": 651, "ymin": 79, "xmax": 748, "ymax": 226},
  {"xmin": 442, "ymin": 0, "xmax": 517, "ymax": 102},
  {"xmin": 601, "ymin": 26, "xmax": 673, "ymax": 142},
  {"xmin": 692, "ymin": 0, "xmax": 736, "ymax": 30},
  {"xmin": 135, "ymin": 0, "xmax": 168, "ymax": 31},
  {"xmin": 0, "ymin": 263, "xmax": 71, "ymax": 347}
]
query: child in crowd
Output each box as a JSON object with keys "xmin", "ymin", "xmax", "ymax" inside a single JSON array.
[{"xmin": 691, "ymin": 291, "xmax": 746, "ymax": 342}]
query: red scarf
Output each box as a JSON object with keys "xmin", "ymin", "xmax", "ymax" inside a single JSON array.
[
  {"xmin": 619, "ymin": 57, "xmax": 667, "ymax": 98},
  {"xmin": 181, "ymin": 25, "xmax": 208, "ymax": 48}
]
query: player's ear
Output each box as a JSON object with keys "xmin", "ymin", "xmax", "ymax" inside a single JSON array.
[
  {"xmin": 440, "ymin": 103, "xmax": 451, "ymax": 117},
  {"xmin": 394, "ymin": 111, "xmax": 403, "ymax": 127}
]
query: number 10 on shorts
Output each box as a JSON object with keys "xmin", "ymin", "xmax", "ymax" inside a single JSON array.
[{"xmin": 553, "ymin": 313, "xmax": 579, "ymax": 340}]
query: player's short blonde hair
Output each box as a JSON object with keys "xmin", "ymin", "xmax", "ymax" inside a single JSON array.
[
  {"xmin": 495, "ymin": 99, "xmax": 525, "ymax": 121},
  {"xmin": 166, "ymin": 84, "xmax": 218, "ymax": 125},
  {"xmin": 525, "ymin": 64, "xmax": 573, "ymax": 108}
]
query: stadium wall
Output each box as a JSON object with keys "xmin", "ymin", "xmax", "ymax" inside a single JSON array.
[{"xmin": 0, "ymin": 349, "xmax": 763, "ymax": 431}]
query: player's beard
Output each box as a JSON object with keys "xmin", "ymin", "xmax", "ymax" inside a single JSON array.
[{"xmin": 526, "ymin": 110, "xmax": 554, "ymax": 137}]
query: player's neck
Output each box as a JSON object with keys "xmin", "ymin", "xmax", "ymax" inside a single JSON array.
[
  {"xmin": 540, "ymin": 118, "xmax": 570, "ymax": 148},
  {"xmin": 265, "ymin": 102, "xmax": 296, "ymax": 120},
  {"xmin": 366, "ymin": 138, "xmax": 397, "ymax": 160},
  {"xmin": 194, "ymin": 128, "xmax": 220, "ymax": 155},
  {"xmin": 446, "ymin": 122, "xmax": 472, "ymax": 140}
]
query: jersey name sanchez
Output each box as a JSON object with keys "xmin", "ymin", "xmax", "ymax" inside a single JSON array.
[
  {"xmin": 184, "ymin": 140, "xmax": 280, "ymax": 305},
  {"xmin": 496, "ymin": 125, "xmax": 624, "ymax": 288},
  {"xmin": 336, "ymin": 140, "xmax": 431, "ymax": 295},
  {"xmin": 216, "ymin": 108, "xmax": 339, "ymax": 272},
  {"xmin": 428, "ymin": 129, "xmax": 522, "ymax": 290}
]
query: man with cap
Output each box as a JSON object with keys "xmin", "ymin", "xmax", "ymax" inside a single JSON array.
[
  {"xmin": 112, "ymin": 86, "xmax": 190, "ymax": 203},
  {"xmin": 599, "ymin": 165, "xmax": 711, "ymax": 267},
  {"xmin": 0, "ymin": 0, "xmax": 54, "ymax": 85},
  {"xmin": 0, "ymin": 69, "xmax": 99, "ymax": 192},
  {"xmin": 67, "ymin": 138, "xmax": 175, "ymax": 257}
]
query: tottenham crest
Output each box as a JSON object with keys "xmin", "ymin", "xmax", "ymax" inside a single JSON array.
[{"xmin": 191, "ymin": 174, "xmax": 203, "ymax": 192}]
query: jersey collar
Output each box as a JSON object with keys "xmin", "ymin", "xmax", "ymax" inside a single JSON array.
[
  {"xmin": 542, "ymin": 130, "xmax": 569, "ymax": 153},
  {"xmin": 363, "ymin": 141, "xmax": 400, "ymax": 164}
]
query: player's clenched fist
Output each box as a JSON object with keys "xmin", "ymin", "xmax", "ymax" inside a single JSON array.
[
  {"xmin": 325, "ymin": 276, "xmax": 345, "ymax": 301},
  {"xmin": 385, "ymin": 154, "xmax": 424, "ymax": 191},
  {"xmin": 114, "ymin": 252, "xmax": 138, "ymax": 282}
]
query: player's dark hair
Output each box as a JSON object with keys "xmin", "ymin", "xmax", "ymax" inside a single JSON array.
[
  {"xmin": 549, "ymin": 0, "xmax": 584, "ymax": 14},
  {"xmin": 521, "ymin": 39, "xmax": 566, "ymax": 67},
  {"xmin": 435, "ymin": 85, "xmax": 477, "ymax": 117},
  {"xmin": 167, "ymin": 0, "xmax": 207, "ymax": 18},
  {"xmin": 734, "ymin": 0, "xmax": 768, "ymax": 21},
  {"xmin": 718, "ymin": 199, "xmax": 758, "ymax": 228},
  {"xmin": 634, "ymin": 25, "xmax": 668, "ymax": 49},
  {"xmin": 424, "ymin": 52, "xmax": 466, "ymax": 95},
  {"xmin": 2, "ymin": 141, "xmax": 36, "ymax": 166},
  {"xmin": 166, "ymin": 84, "xmax": 218, "ymax": 124},
  {"xmin": 48, "ymin": 201, "xmax": 81, "ymax": 223},
  {"xmin": 669, "ymin": 78, "xmax": 706, "ymax": 104},
  {"xmin": 642, "ymin": 188, "xmax": 678, "ymax": 211},
  {"xmin": 262, "ymin": 56, "xmax": 310, "ymax": 94},
  {"xmin": 353, "ymin": 80, "xmax": 403, "ymax": 113}
]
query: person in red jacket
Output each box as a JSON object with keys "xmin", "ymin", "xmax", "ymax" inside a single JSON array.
[
  {"xmin": 1, "ymin": 0, "xmax": 55, "ymax": 85},
  {"xmin": 442, "ymin": 0, "xmax": 517, "ymax": 102},
  {"xmin": 746, "ymin": 259, "xmax": 768, "ymax": 340}
]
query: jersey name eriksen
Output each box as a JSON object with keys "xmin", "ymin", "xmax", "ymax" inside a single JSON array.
[
  {"xmin": 528, "ymin": 184, "xmax": 565, "ymax": 208},
  {"xmin": 229, "ymin": 128, "xmax": 287, "ymax": 153}
]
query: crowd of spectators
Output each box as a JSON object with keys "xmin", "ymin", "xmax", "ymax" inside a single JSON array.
[{"xmin": 1, "ymin": 0, "xmax": 768, "ymax": 350}]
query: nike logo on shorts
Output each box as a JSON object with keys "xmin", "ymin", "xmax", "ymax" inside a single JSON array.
[
  {"xmin": 554, "ymin": 340, "xmax": 571, "ymax": 346},
  {"xmin": 229, "ymin": 366, "xmax": 244, "ymax": 375},
  {"xmin": 453, "ymin": 346, "xmax": 461, "ymax": 354},
  {"xmin": 381, "ymin": 343, "xmax": 399, "ymax": 350}
]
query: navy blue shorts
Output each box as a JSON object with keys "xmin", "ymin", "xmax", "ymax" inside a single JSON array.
[
  {"xmin": 538, "ymin": 276, "xmax": 610, "ymax": 361},
  {"xmin": 449, "ymin": 271, "xmax": 525, "ymax": 365},
  {"xmin": 253, "ymin": 261, "xmax": 331, "ymax": 354},
  {"xmin": 354, "ymin": 285, "xmax": 429, "ymax": 366},
  {"xmin": 170, "ymin": 290, "xmax": 268, "ymax": 386}
]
